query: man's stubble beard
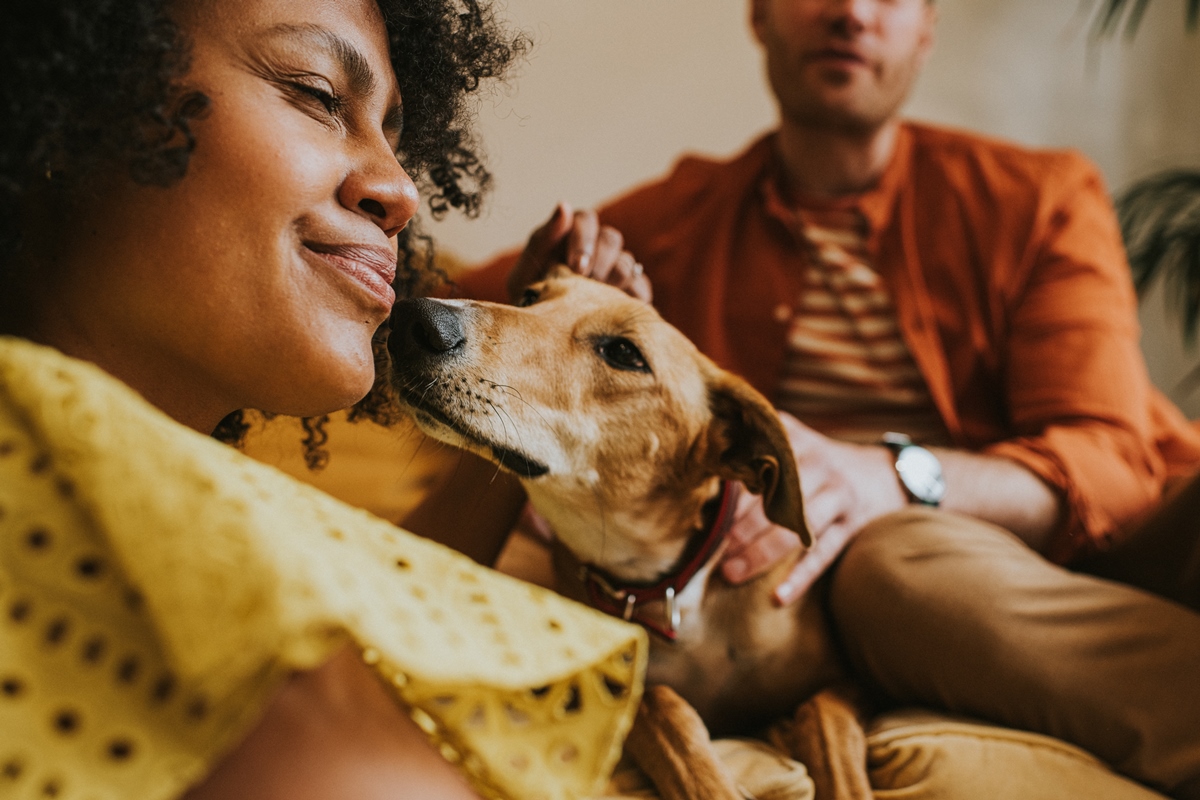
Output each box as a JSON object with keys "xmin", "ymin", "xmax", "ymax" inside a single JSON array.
[{"xmin": 768, "ymin": 53, "xmax": 922, "ymax": 138}]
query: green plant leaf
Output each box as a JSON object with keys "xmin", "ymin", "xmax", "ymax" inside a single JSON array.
[
  {"xmin": 1118, "ymin": 170, "xmax": 1200, "ymax": 345},
  {"xmin": 1092, "ymin": 0, "xmax": 1200, "ymax": 37}
]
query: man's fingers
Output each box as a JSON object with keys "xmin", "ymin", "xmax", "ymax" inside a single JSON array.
[
  {"xmin": 727, "ymin": 487, "xmax": 773, "ymax": 547},
  {"xmin": 721, "ymin": 525, "xmax": 802, "ymax": 584},
  {"xmin": 772, "ymin": 556, "xmax": 824, "ymax": 607},
  {"xmin": 800, "ymin": 489, "xmax": 843, "ymax": 540},
  {"xmin": 629, "ymin": 273, "xmax": 653, "ymax": 303},
  {"xmin": 566, "ymin": 210, "xmax": 600, "ymax": 273},
  {"xmin": 508, "ymin": 202, "xmax": 574, "ymax": 301},
  {"xmin": 588, "ymin": 227, "xmax": 625, "ymax": 282},
  {"xmin": 602, "ymin": 251, "xmax": 652, "ymax": 300},
  {"xmin": 525, "ymin": 201, "xmax": 573, "ymax": 259},
  {"xmin": 510, "ymin": 204, "xmax": 652, "ymax": 304},
  {"xmin": 773, "ymin": 522, "xmax": 857, "ymax": 606}
]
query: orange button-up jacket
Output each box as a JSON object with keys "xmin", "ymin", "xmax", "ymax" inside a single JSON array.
[{"xmin": 462, "ymin": 123, "xmax": 1200, "ymax": 562}]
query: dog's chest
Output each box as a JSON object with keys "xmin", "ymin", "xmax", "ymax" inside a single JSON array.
[
  {"xmin": 550, "ymin": 541, "xmax": 839, "ymax": 735},
  {"xmin": 644, "ymin": 574, "xmax": 837, "ymax": 734}
]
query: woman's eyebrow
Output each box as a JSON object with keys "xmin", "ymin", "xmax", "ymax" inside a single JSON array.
[
  {"xmin": 259, "ymin": 23, "xmax": 378, "ymax": 98},
  {"xmin": 257, "ymin": 23, "xmax": 403, "ymax": 143}
]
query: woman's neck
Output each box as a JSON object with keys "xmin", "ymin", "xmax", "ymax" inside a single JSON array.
[{"xmin": 26, "ymin": 303, "xmax": 232, "ymax": 435}]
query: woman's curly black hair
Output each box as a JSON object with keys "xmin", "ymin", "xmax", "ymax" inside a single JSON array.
[{"xmin": 0, "ymin": 0, "xmax": 525, "ymax": 459}]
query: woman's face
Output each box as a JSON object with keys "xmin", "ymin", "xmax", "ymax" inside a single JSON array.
[{"xmin": 28, "ymin": 0, "xmax": 419, "ymax": 431}]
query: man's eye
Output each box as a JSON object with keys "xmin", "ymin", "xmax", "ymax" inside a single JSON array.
[
  {"xmin": 597, "ymin": 337, "xmax": 650, "ymax": 373},
  {"xmin": 517, "ymin": 288, "xmax": 540, "ymax": 307}
]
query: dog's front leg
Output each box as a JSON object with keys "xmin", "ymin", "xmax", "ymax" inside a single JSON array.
[
  {"xmin": 768, "ymin": 682, "xmax": 873, "ymax": 800},
  {"xmin": 624, "ymin": 685, "xmax": 744, "ymax": 800}
]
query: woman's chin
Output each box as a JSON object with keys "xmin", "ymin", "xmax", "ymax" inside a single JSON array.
[
  {"xmin": 301, "ymin": 371, "xmax": 377, "ymax": 417},
  {"xmin": 249, "ymin": 351, "xmax": 378, "ymax": 419}
]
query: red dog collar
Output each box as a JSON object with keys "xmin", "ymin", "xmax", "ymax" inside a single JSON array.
[{"xmin": 581, "ymin": 480, "xmax": 741, "ymax": 641}]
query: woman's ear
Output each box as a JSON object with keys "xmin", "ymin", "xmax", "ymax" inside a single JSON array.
[{"xmin": 705, "ymin": 367, "xmax": 810, "ymax": 545}]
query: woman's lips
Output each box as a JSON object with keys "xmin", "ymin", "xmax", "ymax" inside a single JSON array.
[{"xmin": 303, "ymin": 242, "xmax": 398, "ymax": 308}]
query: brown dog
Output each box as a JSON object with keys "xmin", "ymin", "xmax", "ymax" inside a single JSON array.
[{"xmin": 389, "ymin": 267, "xmax": 843, "ymax": 735}]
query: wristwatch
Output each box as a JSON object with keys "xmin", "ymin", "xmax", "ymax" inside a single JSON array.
[{"xmin": 882, "ymin": 432, "xmax": 945, "ymax": 507}]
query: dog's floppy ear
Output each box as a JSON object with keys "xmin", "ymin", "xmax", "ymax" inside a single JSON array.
[{"xmin": 705, "ymin": 367, "xmax": 811, "ymax": 546}]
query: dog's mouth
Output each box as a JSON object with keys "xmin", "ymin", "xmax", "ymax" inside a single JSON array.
[{"xmin": 396, "ymin": 386, "xmax": 550, "ymax": 479}]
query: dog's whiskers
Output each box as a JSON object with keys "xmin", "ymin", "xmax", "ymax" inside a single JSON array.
[
  {"xmin": 489, "ymin": 400, "xmax": 525, "ymax": 450},
  {"xmin": 479, "ymin": 397, "xmax": 507, "ymax": 441},
  {"xmin": 491, "ymin": 382, "xmax": 553, "ymax": 429},
  {"xmin": 414, "ymin": 377, "xmax": 440, "ymax": 407}
]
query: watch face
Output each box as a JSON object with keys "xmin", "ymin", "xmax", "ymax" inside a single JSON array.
[{"xmin": 895, "ymin": 445, "xmax": 946, "ymax": 505}]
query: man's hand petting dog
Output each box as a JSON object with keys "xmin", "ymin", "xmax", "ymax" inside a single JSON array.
[
  {"xmin": 506, "ymin": 201, "xmax": 653, "ymax": 304},
  {"xmin": 721, "ymin": 412, "xmax": 907, "ymax": 606}
]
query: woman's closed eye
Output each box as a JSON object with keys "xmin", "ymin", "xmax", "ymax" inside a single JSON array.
[
  {"xmin": 281, "ymin": 75, "xmax": 346, "ymax": 126},
  {"xmin": 283, "ymin": 75, "xmax": 401, "ymax": 155},
  {"xmin": 295, "ymin": 82, "xmax": 341, "ymax": 112}
]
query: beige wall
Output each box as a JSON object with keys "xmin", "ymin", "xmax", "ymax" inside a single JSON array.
[
  {"xmin": 427, "ymin": 0, "xmax": 1200, "ymax": 416},
  {"xmin": 426, "ymin": 0, "xmax": 775, "ymax": 259}
]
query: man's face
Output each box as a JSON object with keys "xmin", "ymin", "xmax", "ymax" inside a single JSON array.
[{"xmin": 752, "ymin": 0, "xmax": 936, "ymax": 134}]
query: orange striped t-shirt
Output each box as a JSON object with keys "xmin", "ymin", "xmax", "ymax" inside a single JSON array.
[{"xmin": 769, "ymin": 199, "xmax": 948, "ymax": 445}]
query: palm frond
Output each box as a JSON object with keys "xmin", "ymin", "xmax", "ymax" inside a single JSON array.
[
  {"xmin": 1117, "ymin": 170, "xmax": 1200, "ymax": 344},
  {"xmin": 1091, "ymin": 0, "xmax": 1200, "ymax": 37}
]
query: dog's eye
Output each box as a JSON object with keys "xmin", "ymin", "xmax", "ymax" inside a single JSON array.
[
  {"xmin": 597, "ymin": 337, "xmax": 650, "ymax": 373},
  {"xmin": 517, "ymin": 288, "xmax": 540, "ymax": 307}
]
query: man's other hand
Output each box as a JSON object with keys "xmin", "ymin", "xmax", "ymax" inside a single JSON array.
[{"xmin": 720, "ymin": 412, "xmax": 907, "ymax": 605}]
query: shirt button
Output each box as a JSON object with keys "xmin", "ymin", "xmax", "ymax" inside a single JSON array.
[{"xmin": 773, "ymin": 304, "xmax": 792, "ymax": 323}]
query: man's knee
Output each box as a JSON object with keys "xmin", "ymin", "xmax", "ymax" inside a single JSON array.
[
  {"xmin": 826, "ymin": 508, "xmax": 1055, "ymax": 706},
  {"xmin": 829, "ymin": 508, "xmax": 1020, "ymax": 631}
]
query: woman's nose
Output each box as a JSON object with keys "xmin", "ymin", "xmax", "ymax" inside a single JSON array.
[{"xmin": 339, "ymin": 144, "xmax": 420, "ymax": 239}]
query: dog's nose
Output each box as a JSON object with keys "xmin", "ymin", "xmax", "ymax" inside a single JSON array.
[{"xmin": 391, "ymin": 297, "xmax": 466, "ymax": 356}]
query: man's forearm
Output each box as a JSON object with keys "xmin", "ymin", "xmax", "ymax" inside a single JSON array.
[{"xmin": 931, "ymin": 448, "xmax": 1064, "ymax": 553}]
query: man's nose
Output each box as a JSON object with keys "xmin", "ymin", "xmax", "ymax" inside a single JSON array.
[{"xmin": 822, "ymin": 0, "xmax": 873, "ymax": 32}]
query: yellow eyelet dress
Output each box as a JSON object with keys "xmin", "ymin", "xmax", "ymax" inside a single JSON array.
[{"xmin": 0, "ymin": 337, "xmax": 647, "ymax": 800}]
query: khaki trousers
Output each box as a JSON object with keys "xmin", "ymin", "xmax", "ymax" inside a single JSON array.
[{"xmin": 829, "ymin": 475, "xmax": 1200, "ymax": 800}]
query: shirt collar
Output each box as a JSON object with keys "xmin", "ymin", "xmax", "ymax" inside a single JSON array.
[{"xmin": 760, "ymin": 123, "xmax": 914, "ymax": 250}]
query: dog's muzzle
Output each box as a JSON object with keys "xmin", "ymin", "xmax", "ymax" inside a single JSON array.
[{"xmin": 385, "ymin": 298, "xmax": 553, "ymax": 480}]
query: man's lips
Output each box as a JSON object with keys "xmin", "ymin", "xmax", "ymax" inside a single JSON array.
[
  {"xmin": 806, "ymin": 48, "xmax": 869, "ymax": 68},
  {"xmin": 304, "ymin": 242, "xmax": 398, "ymax": 308}
]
